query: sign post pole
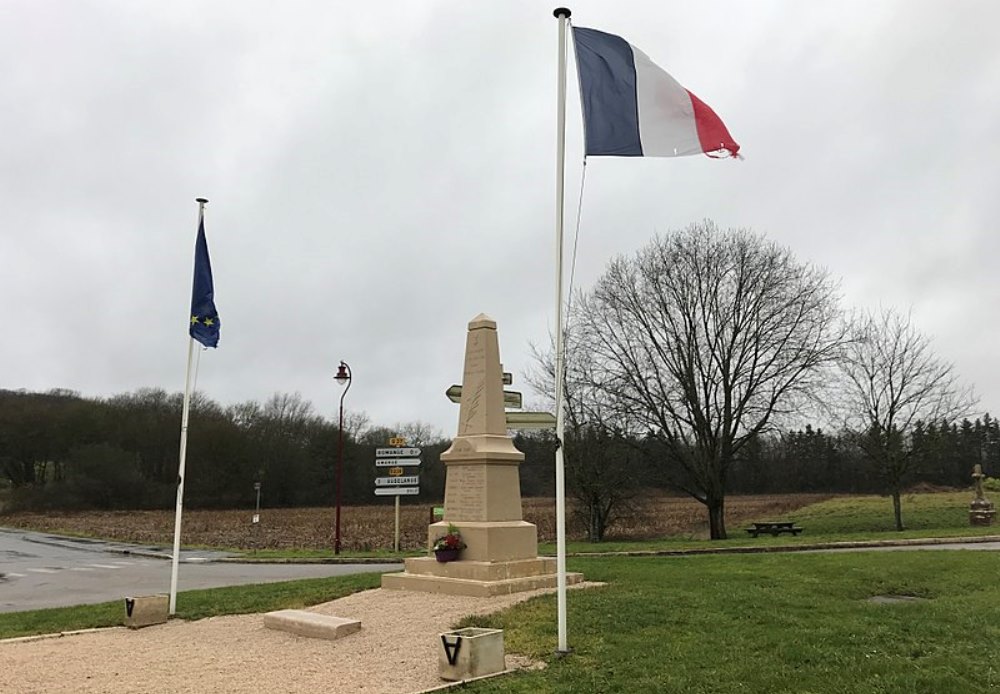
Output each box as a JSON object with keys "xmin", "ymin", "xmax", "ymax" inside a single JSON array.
[{"xmin": 394, "ymin": 496, "xmax": 401, "ymax": 552}]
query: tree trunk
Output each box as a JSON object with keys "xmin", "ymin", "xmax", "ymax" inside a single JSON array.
[
  {"xmin": 891, "ymin": 489, "xmax": 904, "ymax": 531},
  {"xmin": 707, "ymin": 496, "xmax": 727, "ymax": 539},
  {"xmin": 589, "ymin": 504, "xmax": 603, "ymax": 542}
]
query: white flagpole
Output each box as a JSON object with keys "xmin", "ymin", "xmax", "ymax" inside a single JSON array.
[
  {"xmin": 553, "ymin": 7, "xmax": 571, "ymax": 654},
  {"xmin": 169, "ymin": 197, "xmax": 207, "ymax": 615}
]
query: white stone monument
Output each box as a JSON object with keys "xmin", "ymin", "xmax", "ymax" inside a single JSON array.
[{"xmin": 382, "ymin": 314, "xmax": 582, "ymax": 596}]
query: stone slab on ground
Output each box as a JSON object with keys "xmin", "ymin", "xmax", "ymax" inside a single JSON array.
[{"xmin": 263, "ymin": 609, "xmax": 360, "ymax": 640}]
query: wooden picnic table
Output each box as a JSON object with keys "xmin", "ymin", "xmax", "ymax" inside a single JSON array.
[{"xmin": 745, "ymin": 521, "xmax": 803, "ymax": 537}]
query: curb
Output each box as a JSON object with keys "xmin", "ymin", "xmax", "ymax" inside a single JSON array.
[
  {"xmin": 215, "ymin": 556, "xmax": 409, "ymax": 565},
  {"xmin": 16, "ymin": 533, "xmax": 235, "ymax": 562},
  {"xmin": 560, "ymin": 534, "xmax": 1000, "ymax": 558}
]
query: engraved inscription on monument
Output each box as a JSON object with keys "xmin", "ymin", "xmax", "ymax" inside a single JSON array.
[
  {"xmin": 460, "ymin": 333, "xmax": 487, "ymax": 435},
  {"xmin": 444, "ymin": 465, "xmax": 487, "ymax": 521}
]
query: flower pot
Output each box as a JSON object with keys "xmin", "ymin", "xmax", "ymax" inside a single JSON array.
[{"xmin": 435, "ymin": 548, "xmax": 461, "ymax": 563}]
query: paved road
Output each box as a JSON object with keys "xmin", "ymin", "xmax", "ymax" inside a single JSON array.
[{"xmin": 0, "ymin": 528, "xmax": 401, "ymax": 613}]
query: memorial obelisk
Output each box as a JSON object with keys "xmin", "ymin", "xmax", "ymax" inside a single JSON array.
[{"xmin": 382, "ymin": 314, "xmax": 582, "ymax": 596}]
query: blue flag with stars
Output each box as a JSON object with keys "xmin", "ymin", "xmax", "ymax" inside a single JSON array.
[{"xmin": 189, "ymin": 218, "xmax": 220, "ymax": 348}]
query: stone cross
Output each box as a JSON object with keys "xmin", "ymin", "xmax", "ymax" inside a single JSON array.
[{"xmin": 973, "ymin": 463, "xmax": 986, "ymax": 501}]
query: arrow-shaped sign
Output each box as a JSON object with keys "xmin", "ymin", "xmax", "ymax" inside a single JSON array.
[
  {"xmin": 504, "ymin": 411, "xmax": 557, "ymax": 430},
  {"xmin": 376, "ymin": 475, "xmax": 420, "ymax": 486},
  {"xmin": 374, "ymin": 487, "xmax": 419, "ymax": 496},
  {"xmin": 376, "ymin": 447, "xmax": 421, "ymax": 458},
  {"xmin": 375, "ymin": 458, "xmax": 421, "ymax": 467},
  {"xmin": 446, "ymin": 385, "xmax": 522, "ymax": 409}
]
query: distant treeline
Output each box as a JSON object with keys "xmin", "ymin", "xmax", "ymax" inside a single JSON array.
[
  {"xmin": 0, "ymin": 388, "xmax": 993, "ymax": 512},
  {"xmin": 0, "ymin": 387, "xmax": 555, "ymax": 512}
]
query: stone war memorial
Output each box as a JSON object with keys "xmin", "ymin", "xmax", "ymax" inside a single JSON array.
[{"xmin": 382, "ymin": 313, "xmax": 582, "ymax": 596}]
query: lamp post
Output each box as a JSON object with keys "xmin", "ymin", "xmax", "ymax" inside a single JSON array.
[{"xmin": 334, "ymin": 361, "xmax": 352, "ymax": 555}]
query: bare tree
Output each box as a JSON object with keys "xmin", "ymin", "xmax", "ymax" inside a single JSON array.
[
  {"xmin": 528, "ymin": 336, "xmax": 644, "ymax": 542},
  {"xmin": 573, "ymin": 221, "xmax": 845, "ymax": 539},
  {"xmin": 837, "ymin": 308, "xmax": 977, "ymax": 530}
]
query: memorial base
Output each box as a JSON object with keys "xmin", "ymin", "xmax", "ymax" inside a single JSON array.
[
  {"xmin": 426, "ymin": 521, "xmax": 538, "ymax": 563},
  {"xmin": 382, "ymin": 556, "xmax": 583, "ymax": 597}
]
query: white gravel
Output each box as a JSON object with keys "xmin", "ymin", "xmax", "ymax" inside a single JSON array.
[{"xmin": 0, "ymin": 585, "xmax": 595, "ymax": 694}]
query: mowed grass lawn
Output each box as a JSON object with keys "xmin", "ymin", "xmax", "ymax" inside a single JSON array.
[{"xmin": 464, "ymin": 551, "xmax": 1000, "ymax": 693}]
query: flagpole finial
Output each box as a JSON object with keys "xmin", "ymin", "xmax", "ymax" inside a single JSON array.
[
  {"xmin": 195, "ymin": 197, "xmax": 209, "ymax": 205},
  {"xmin": 553, "ymin": 7, "xmax": 571, "ymax": 18}
]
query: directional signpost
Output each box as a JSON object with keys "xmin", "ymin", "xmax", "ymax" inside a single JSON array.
[
  {"xmin": 376, "ymin": 447, "xmax": 422, "ymax": 458},
  {"xmin": 446, "ymin": 377, "xmax": 555, "ymax": 430},
  {"xmin": 446, "ymin": 385, "xmax": 523, "ymax": 409},
  {"xmin": 504, "ymin": 412, "xmax": 557, "ymax": 430},
  {"xmin": 375, "ymin": 441, "xmax": 421, "ymax": 551},
  {"xmin": 376, "ymin": 458, "xmax": 421, "ymax": 467},
  {"xmin": 375, "ymin": 487, "xmax": 420, "ymax": 496},
  {"xmin": 376, "ymin": 475, "xmax": 420, "ymax": 486}
]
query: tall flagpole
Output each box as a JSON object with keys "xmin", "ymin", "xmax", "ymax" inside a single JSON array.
[
  {"xmin": 553, "ymin": 6, "xmax": 571, "ymax": 654},
  {"xmin": 169, "ymin": 197, "xmax": 208, "ymax": 615}
]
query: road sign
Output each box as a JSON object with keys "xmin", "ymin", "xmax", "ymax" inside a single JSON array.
[
  {"xmin": 376, "ymin": 475, "xmax": 419, "ymax": 486},
  {"xmin": 446, "ymin": 385, "xmax": 522, "ymax": 409},
  {"xmin": 376, "ymin": 447, "xmax": 421, "ymax": 458},
  {"xmin": 387, "ymin": 466, "xmax": 404, "ymax": 476},
  {"xmin": 389, "ymin": 437, "xmax": 407, "ymax": 446},
  {"xmin": 375, "ymin": 457, "xmax": 421, "ymax": 467},
  {"xmin": 375, "ymin": 486, "xmax": 419, "ymax": 496},
  {"xmin": 505, "ymin": 411, "xmax": 557, "ymax": 429}
]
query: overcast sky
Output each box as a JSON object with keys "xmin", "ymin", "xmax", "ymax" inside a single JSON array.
[{"xmin": 2, "ymin": 1, "xmax": 998, "ymax": 440}]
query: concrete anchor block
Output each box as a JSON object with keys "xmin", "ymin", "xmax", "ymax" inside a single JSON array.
[
  {"xmin": 123, "ymin": 594, "xmax": 169, "ymax": 629},
  {"xmin": 439, "ymin": 627, "xmax": 505, "ymax": 681}
]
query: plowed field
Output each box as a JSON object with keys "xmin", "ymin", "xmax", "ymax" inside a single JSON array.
[{"xmin": 0, "ymin": 494, "xmax": 830, "ymax": 551}]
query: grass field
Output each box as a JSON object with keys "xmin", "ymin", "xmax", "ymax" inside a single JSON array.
[{"xmin": 458, "ymin": 551, "xmax": 1000, "ymax": 693}]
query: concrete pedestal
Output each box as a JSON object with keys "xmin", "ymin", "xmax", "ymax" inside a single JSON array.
[
  {"xmin": 383, "ymin": 556, "xmax": 583, "ymax": 597},
  {"xmin": 123, "ymin": 594, "xmax": 168, "ymax": 629}
]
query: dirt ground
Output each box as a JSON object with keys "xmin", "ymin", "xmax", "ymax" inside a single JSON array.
[{"xmin": 1, "ymin": 583, "xmax": 598, "ymax": 694}]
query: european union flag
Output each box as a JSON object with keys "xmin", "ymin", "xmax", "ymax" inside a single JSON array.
[{"xmin": 189, "ymin": 218, "xmax": 220, "ymax": 348}]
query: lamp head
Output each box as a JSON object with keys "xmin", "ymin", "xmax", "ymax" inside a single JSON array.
[{"xmin": 335, "ymin": 361, "xmax": 351, "ymax": 386}]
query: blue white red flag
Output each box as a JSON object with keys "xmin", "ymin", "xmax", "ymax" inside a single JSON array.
[{"xmin": 572, "ymin": 27, "xmax": 739, "ymax": 159}]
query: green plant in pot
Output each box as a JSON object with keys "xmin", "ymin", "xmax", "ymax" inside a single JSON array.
[{"xmin": 433, "ymin": 523, "xmax": 466, "ymax": 562}]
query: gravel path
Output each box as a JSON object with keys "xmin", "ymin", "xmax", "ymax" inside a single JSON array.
[{"xmin": 0, "ymin": 585, "xmax": 590, "ymax": 694}]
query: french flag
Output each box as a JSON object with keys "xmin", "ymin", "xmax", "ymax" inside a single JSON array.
[{"xmin": 572, "ymin": 27, "xmax": 740, "ymax": 159}]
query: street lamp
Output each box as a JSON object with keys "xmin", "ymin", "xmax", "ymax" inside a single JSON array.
[{"xmin": 334, "ymin": 360, "xmax": 352, "ymax": 554}]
